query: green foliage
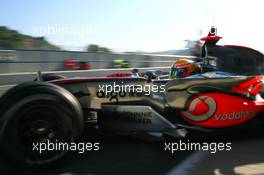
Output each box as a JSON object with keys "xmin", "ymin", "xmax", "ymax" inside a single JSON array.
[
  {"xmin": 87, "ymin": 44, "xmax": 111, "ymax": 53},
  {"xmin": 0, "ymin": 26, "xmax": 59, "ymax": 49},
  {"xmin": 87, "ymin": 44, "xmax": 99, "ymax": 52},
  {"xmin": 0, "ymin": 26, "xmax": 23, "ymax": 48},
  {"xmin": 98, "ymin": 47, "xmax": 111, "ymax": 53}
]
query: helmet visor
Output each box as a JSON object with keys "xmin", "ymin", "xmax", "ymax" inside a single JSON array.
[{"xmin": 170, "ymin": 67, "xmax": 188, "ymax": 78}]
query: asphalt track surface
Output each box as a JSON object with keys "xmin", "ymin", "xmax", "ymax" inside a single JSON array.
[{"xmin": 1, "ymin": 126, "xmax": 264, "ymax": 175}]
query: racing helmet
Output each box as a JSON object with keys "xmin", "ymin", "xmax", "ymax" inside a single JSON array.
[{"xmin": 169, "ymin": 59, "xmax": 201, "ymax": 78}]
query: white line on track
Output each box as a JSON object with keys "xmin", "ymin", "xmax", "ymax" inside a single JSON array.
[{"xmin": 166, "ymin": 151, "xmax": 208, "ymax": 175}]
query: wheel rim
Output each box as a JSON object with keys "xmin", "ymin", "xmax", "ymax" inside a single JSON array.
[{"xmin": 16, "ymin": 103, "xmax": 72, "ymax": 164}]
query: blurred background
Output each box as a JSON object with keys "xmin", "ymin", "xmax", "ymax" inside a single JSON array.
[
  {"xmin": 2, "ymin": 0, "xmax": 263, "ymax": 73},
  {"xmin": 0, "ymin": 25, "xmax": 199, "ymax": 73}
]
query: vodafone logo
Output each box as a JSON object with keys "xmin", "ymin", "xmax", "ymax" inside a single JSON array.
[
  {"xmin": 182, "ymin": 96, "xmax": 216, "ymax": 122},
  {"xmin": 215, "ymin": 110, "xmax": 257, "ymax": 121}
]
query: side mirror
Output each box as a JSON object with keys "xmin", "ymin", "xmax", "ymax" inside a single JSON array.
[
  {"xmin": 131, "ymin": 68, "xmax": 139, "ymax": 77},
  {"xmin": 144, "ymin": 71, "xmax": 158, "ymax": 82}
]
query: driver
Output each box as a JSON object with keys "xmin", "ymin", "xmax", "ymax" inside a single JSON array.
[{"xmin": 169, "ymin": 59, "xmax": 201, "ymax": 78}]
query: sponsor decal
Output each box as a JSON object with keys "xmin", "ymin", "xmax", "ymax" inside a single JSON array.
[
  {"xmin": 96, "ymin": 90, "xmax": 144, "ymax": 102},
  {"xmin": 215, "ymin": 110, "xmax": 257, "ymax": 121},
  {"xmin": 111, "ymin": 111, "xmax": 152, "ymax": 124},
  {"xmin": 182, "ymin": 96, "xmax": 216, "ymax": 122}
]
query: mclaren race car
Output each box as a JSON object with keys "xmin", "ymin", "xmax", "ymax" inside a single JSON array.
[{"xmin": 1, "ymin": 27, "xmax": 264, "ymax": 166}]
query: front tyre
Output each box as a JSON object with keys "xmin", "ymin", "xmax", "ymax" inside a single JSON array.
[{"xmin": 0, "ymin": 82, "xmax": 84, "ymax": 167}]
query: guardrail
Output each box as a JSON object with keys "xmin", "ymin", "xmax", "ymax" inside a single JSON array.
[
  {"xmin": 0, "ymin": 66, "xmax": 170, "ymax": 86},
  {"xmin": 0, "ymin": 48, "xmax": 196, "ymax": 73}
]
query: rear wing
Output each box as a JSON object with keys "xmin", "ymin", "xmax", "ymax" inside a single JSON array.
[{"xmin": 199, "ymin": 27, "xmax": 264, "ymax": 75}]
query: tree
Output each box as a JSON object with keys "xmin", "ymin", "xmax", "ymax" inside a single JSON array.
[
  {"xmin": 0, "ymin": 26, "xmax": 59, "ymax": 49},
  {"xmin": 87, "ymin": 44, "xmax": 99, "ymax": 52},
  {"xmin": 98, "ymin": 47, "xmax": 111, "ymax": 53},
  {"xmin": 87, "ymin": 44, "xmax": 111, "ymax": 53}
]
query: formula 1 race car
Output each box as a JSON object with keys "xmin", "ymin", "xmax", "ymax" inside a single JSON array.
[{"xmin": 1, "ymin": 27, "xmax": 264, "ymax": 167}]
